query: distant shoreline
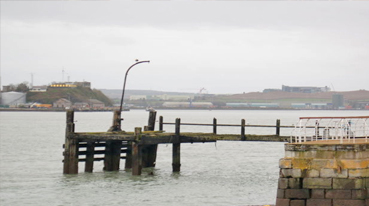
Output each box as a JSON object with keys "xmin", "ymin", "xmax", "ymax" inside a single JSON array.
[{"xmin": 0, "ymin": 108, "xmax": 367, "ymax": 112}]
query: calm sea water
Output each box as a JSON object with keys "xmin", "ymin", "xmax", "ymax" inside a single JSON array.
[{"xmin": 0, "ymin": 110, "xmax": 368, "ymax": 206}]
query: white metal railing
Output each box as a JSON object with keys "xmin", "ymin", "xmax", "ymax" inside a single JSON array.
[{"xmin": 290, "ymin": 116, "xmax": 369, "ymax": 143}]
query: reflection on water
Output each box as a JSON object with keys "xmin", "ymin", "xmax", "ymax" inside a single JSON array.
[{"xmin": 1, "ymin": 110, "xmax": 368, "ymax": 205}]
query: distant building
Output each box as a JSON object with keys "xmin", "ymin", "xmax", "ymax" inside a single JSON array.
[
  {"xmin": 74, "ymin": 81, "xmax": 91, "ymax": 88},
  {"xmin": 73, "ymin": 102, "xmax": 89, "ymax": 109},
  {"xmin": 155, "ymin": 94, "xmax": 192, "ymax": 101},
  {"xmin": 130, "ymin": 95, "xmax": 147, "ymax": 100},
  {"xmin": 263, "ymin": 89, "xmax": 282, "ymax": 93},
  {"xmin": 226, "ymin": 103, "xmax": 279, "ymax": 108},
  {"xmin": 53, "ymin": 98, "xmax": 72, "ymax": 108},
  {"xmin": 88, "ymin": 99, "xmax": 105, "ymax": 108},
  {"xmin": 49, "ymin": 83, "xmax": 77, "ymax": 88},
  {"xmin": 282, "ymin": 85, "xmax": 330, "ymax": 93},
  {"xmin": 2, "ymin": 86, "xmax": 11, "ymax": 92},
  {"xmin": 332, "ymin": 94, "xmax": 344, "ymax": 109},
  {"xmin": 49, "ymin": 81, "xmax": 91, "ymax": 89},
  {"xmin": 0, "ymin": 92, "xmax": 26, "ymax": 105},
  {"xmin": 162, "ymin": 102, "xmax": 213, "ymax": 108},
  {"xmin": 29, "ymin": 86, "xmax": 48, "ymax": 92}
]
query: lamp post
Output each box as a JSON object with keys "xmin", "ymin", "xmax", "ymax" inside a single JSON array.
[{"xmin": 119, "ymin": 60, "xmax": 150, "ymax": 112}]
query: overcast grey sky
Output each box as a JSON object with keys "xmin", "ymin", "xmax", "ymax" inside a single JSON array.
[{"xmin": 1, "ymin": 0, "xmax": 368, "ymax": 94}]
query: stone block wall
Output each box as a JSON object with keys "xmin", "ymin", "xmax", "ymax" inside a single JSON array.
[{"xmin": 276, "ymin": 142, "xmax": 369, "ymax": 206}]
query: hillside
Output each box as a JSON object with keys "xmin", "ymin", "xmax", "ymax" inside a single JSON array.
[
  {"xmin": 27, "ymin": 87, "xmax": 113, "ymax": 106},
  {"xmin": 221, "ymin": 90, "xmax": 369, "ymax": 102},
  {"xmin": 99, "ymin": 89, "xmax": 195, "ymax": 99}
]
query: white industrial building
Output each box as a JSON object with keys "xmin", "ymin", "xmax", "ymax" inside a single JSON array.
[{"xmin": 0, "ymin": 92, "xmax": 27, "ymax": 105}]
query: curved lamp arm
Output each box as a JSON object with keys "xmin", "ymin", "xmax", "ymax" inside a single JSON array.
[{"xmin": 119, "ymin": 60, "xmax": 150, "ymax": 112}]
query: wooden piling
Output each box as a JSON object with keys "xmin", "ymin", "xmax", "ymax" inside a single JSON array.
[
  {"xmin": 172, "ymin": 118, "xmax": 181, "ymax": 172},
  {"xmin": 276, "ymin": 119, "xmax": 281, "ymax": 136},
  {"xmin": 108, "ymin": 110, "xmax": 122, "ymax": 132},
  {"xmin": 63, "ymin": 110, "xmax": 79, "ymax": 174},
  {"xmin": 159, "ymin": 116, "xmax": 163, "ymax": 131},
  {"xmin": 241, "ymin": 119, "xmax": 246, "ymax": 141},
  {"xmin": 213, "ymin": 118, "xmax": 217, "ymax": 134},
  {"xmin": 147, "ymin": 111, "xmax": 157, "ymax": 131},
  {"xmin": 141, "ymin": 111, "xmax": 158, "ymax": 168},
  {"xmin": 125, "ymin": 143, "xmax": 132, "ymax": 169},
  {"xmin": 132, "ymin": 127, "xmax": 142, "ymax": 175},
  {"xmin": 84, "ymin": 141, "xmax": 95, "ymax": 173}
]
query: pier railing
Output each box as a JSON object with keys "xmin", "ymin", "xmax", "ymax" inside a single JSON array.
[
  {"xmin": 158, "ymin": 116, "xmax": 296, "ymax": 140},
  {"xmin": 291, "ymin": 116, "xmax": 369, "ymax": 143}
]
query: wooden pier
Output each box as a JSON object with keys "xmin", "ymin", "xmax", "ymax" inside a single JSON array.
[{"xmin": 63, "ymin": 110, "xmax": 290, "ymax": 175}]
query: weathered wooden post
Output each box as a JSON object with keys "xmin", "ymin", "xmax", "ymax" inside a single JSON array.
[
  {"xmin": 159, "ymin": 116, "xmax": 163, "ymax": 131},
  {"xmin": 84, "ymin": 141, "xmax": 95, "ymax": 173},
  {"xmin": 213, "ymin": 118, "xmax": 217, "ymax": 134},
  {"xmin": 107, "ymin": 110, "xmax": 122, "ymax": 132},
  {"xmin": 276, "ymin": 119, "xmax": 281, "ymax": 136},
  {"xmin": 104, "ymin": 111, "xmax": 123, "ymax": 171},
  {"xmin": 241, "ymin": 119, "xmax": 246, "ymax": 141},
  {"xmin": 142, "ymin": 111, "xmax": 158, "ymax": 168},
  {"xmin": 125, "ymin": 144, "xmax": 132, "ymax": 169},
  {"xmin": 132, "ymin": 127, "xmax": 142, "ymax": 175},
  {"xmin": 172, "ymin": 118, "xmax": 181, "ymax": 172},
  {"xmin": 63, "ymin": 110, "xmax": 79, "ymax": 174}
]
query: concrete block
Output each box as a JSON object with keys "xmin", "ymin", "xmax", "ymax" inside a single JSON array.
[
  {"xmin": 281, "ymin": 169, "xmax": 304, "ymax": 178},
  {"xmin": 290, "ymin": 199, "xmax": 305, "ymax": 206},
  {"xmin": 285, "ymin": 189, "xmax": 310, "ymax": 199},
  {"xmin": 311, "ymin": 189, "xmax": 325, "ymax": 199},
  {"xmin": 325, "ymin": 189, "xmax": 351, "ymax": 199},
  {"xmin": 349, "ymin": 168, "xmax": 369, "ymax": 178},
  {"xmin": 285, "ymin": 151, "xmax": 295, "ymax": 158},
  {"xmin": 335, "ymin": 151, "xmax": 369, "ymax": 159},
  {"xmin": 280, "ymin": 158, "xmax": 292, "ymax": 169},
  {"xmin": 351, "ymin": 189, "xmax": 367, "ymax": 199},
  {"xmin": 306, "ymin": 169, "xmax": 320, "ymax": 178},
  {"xmin": 277, "ymin": 189, "xmax": 285, "ymax": 198},
  {"xmin": 306, "ymin": 199, "xmax": 332, "ymax": 206},
  {"xmin": 333, "ymin": 178, "xmax": 364, "ymax": 189},
  {"xmin": 332, "ymin": 199, "xmax": 365, "ymax": 206},
  {"xmin": 320, "ymin": 168, "xmax": 348, "ymax": 178},
  {"xmin": 279, "ymin": 178, "xmax": 289, "ymax": 189},
  {"xmin": 276, "ymin": 198, "xmax": 290, "ymax": 206},
  {"xmin": 339, "ymin": 159, "xmax": 369, "ymax": 169},
  {"xmin": 303, "ymin": 178, "xmax": 332, "ymax": 189},
  {"xmin": 292, "ymin": 159, "xmax": 311, "ymax": 169},
  {"xmin": 289, "ymin": 178, "xmax": 302, "ymax": 189},
  {"xmin": 311, "ymin": 159, "xmax": 337, "ymax": 170},
  {"xmin": 314, "ymin": 151, "xmax": 335, "ymax": 159}
]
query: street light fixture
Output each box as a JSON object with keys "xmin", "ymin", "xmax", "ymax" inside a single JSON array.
[{"xmin": 119, "ymin": 60, "xmax": 150, "ymax": 112}]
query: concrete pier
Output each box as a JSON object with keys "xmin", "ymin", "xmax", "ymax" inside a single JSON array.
[{"xmin": 276, "ymin": 139, "xmax": 369, "ymax": 206}]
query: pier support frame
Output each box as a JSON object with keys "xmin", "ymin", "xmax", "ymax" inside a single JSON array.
[{"xmin": 104, "ymin": 140, "xmax": 122, "ymax": 171}]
